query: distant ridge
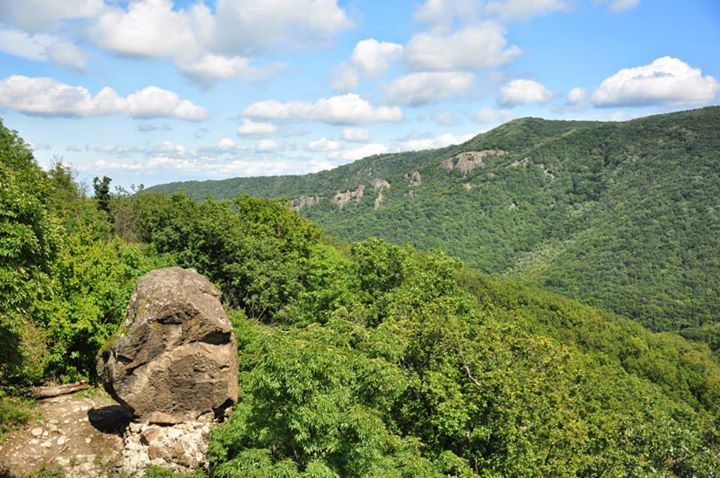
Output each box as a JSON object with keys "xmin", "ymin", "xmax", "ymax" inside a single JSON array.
[{"xmin": 148, "ymin": 106, "xmax": 720, "ymax": 334}]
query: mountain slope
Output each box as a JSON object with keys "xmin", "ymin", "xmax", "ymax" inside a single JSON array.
[{"xmin": 148, "ymin": 106, "xmax": 720, "ymax": 332}]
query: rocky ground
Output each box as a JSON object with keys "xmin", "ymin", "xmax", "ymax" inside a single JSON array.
[
  {"xmin": 0, "ymin": 392, "xmax": 211, "ymax": 478},
  {"xmin": 0, "ymin": 393, "xmax": 127, "ymax": 477}
]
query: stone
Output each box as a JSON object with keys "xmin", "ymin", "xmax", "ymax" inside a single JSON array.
[
  {"xmin": 97, "ymin": 267, "xmax": 239, "ymax": 422},
  {"xmin": 30, "ymin": 427, "xmax": 43, "ymax": 437},
  {"xmin": 121, "ymin": 420, "xmax": 212, "ymax": 475}
]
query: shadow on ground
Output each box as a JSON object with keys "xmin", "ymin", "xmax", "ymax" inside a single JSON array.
[{"xmin": 87, "ymin": 405, "xmax": 131, "ymax": 436}]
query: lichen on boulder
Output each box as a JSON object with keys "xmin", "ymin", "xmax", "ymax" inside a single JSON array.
[{"xmin": 97, "ymin": 267, "xmax": 239, "ymax": 423}]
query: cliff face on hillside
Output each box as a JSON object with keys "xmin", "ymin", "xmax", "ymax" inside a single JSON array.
[{"xmin": 146, "ymin": 107, "xmax": 720, "ymax": 332}]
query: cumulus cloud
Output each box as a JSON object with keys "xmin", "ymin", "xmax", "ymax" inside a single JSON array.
[
  {"xmin": 328, "ymin": 143, "xmax": 389, "ymax": 161},
  {"xmin": 405, "ymin": 23, "xmax": 520, "ymax": 71},
  {"xmin": 86, "ymin": 0, "xmax": 350, "ymax": 83},
  {"xmin": 474, "ymin": 107, "xmax": 515, "ymax": 123},
  {"xmin": 385, "ymin": 72, "xmax": 475, "ymax": 106},
  {"xmin": 341, "ymin": 128, "xmax": 370, "ymax": 142},
  {"xmin": 307, "ymin": 138, "xmax": 341, "ymax": 152},
  {"xmin": 332, "ymin": 39, "xmax": 404, "ymax": 92},
  {"xmin": 0, "ymin": 27, "xmax": 86, "ymax": 70},
  {"xmin": 396, "ymin": 132, "xmax": 474, "ymax": 152},
  {"xmin": 237, "ymin": 119, "xmax": 277, "ymax": 136},
  {"xmin": 567, "ymin": 87, "xmax": 586, "ymax": 104},
  {"xmin": 0, "ymin": 0, "xmax": 103, "ymax": 30},
  {"xmin": 126, "ymin": 86, "xmax": 208, "ymax": 120},
  {"xmin": 243, "ymin": 94, "xmax": 403, "ymax": 125},
  {"xmin": 256, "ymin": 139, "xmax": 280, "ymax": 152},
  {"xmin": 592, "ymin": 57, "xmax": 719, "ymax": 107},
  {"xmin": 0, "ymin": 75, "xmax": 208, "ymax": 121},
  {"xmin": 177, "ymin": 54, "xmax": 286, "ymax": 84},
  {"xmin": 216, "ymin": 138, "xmax": 237, "ymax": 151},
  {"xmin": 499, "ymin": 79, "xmax": 553, "ymax": 105}
]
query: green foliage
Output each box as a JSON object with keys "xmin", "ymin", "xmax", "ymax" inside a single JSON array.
[
  {"xmin": 3, "ymin": 116, "xmax": 720, "ymax": 476},
  {"xmin": 93, "ymin": 175, "xmax": 112, "ymax": 214},
  {"xmin": 129, "ymin": 193, "xmax": 320, "ymax": 321},
  {"xmin": 0, "ymin": 393, "xmax": 32, "ymax": 441},
  {"xmin": 207, "ymin": 240, "xmax": 720, "ymax": 477},
  {"xmin": 0, "ymin": 121, "xmax": 167, "ymax": 386},
  {"xmin": 147, "ymin": 106, "xmax": 720, "ymax": 335}
]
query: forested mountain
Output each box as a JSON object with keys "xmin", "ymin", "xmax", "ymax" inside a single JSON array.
[
  {"xmin": 148, "ymin": 106, "xmax": 720, "ymax": 334},
  {"xmin": 4, "ymin": 118, "xmax": 720, "ymax": 476}
]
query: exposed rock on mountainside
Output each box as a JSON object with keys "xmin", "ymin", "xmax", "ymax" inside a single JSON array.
[
  {"xmin": 145, "ymin": 107, "xmax": 720, "ymax": 333},
  {"xmin": 291, "ymin": 194, "xmax": 322, "ymax": 210},
  {"xmin": 440, "ymin": 150, "xmax": 506, "ymax": 177},
  {"xmin": 404, "ymin": 170, "xmax": 422, "ymax": 186},
  {"xmin": 332, "ymin": 184, "xmax": 365, "ymax": 208},
  {"xmin": 371, "ymin": 178, "xmax": 391, "ymax": 209},
  {"xmin": 97, "ymin": 267, "xmax": 239, "ymax": 422}
]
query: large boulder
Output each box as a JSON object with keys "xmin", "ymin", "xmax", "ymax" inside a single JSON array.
[{"xmin": 97, "ymin": 267, "xmax": 238, "ymax": 422}]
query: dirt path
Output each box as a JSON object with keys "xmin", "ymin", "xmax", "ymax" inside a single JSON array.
[{"xmin": 0, "ymin": 393, "xmax": 129, "ymax": 478}]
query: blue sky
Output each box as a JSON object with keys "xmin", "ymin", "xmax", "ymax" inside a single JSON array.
[{"xmin": 0, "ymin": 0, "xmax": 718, "ymax": 188}]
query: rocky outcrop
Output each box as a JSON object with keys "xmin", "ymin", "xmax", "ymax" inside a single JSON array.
[
  {"xmin": 290, "ymin": 194, "xmax": 322, "ymax": 210},
  {"xmin": 97, "ymin": 267, "xmax": 238, "ymax": 423},
  {"xmin": 404, "ymin": 171, "xmax": 422, "ymax": 187},
  {"xmin": 122, "ymin": 419, "xmax": 212, "ymax": 474},
  {"xmin": 510, "ymin": 157, "xmax": 530, "ymax": 168},
  {"xmin": 370, "ymin": 179, "xmax": 390, "ymax": 209},
  {"xmin": 332, "ymin": 185, "xmax": 365, "ymax": 208},
  {"xmin": 440, "ymin": 150, "xmax": 506, "ymax": 177}
]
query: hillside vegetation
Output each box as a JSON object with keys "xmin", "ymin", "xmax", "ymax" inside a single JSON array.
[
  {"xmin": 3, "ymin": 118, "xmax": 720, "ymax": 476},
  {"xmin": 148, "ymin": 106, "xmax": 720, "ymax": 334}
]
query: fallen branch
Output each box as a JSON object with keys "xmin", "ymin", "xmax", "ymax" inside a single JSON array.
[{"xmin": 26, "ymin": 381, "xmax": 90, "ymax": 399}]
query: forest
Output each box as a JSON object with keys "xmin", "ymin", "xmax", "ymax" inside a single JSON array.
[
  {"xmin": 149, "ymin": 107, "xmax": 720, "ymax": 337},
  {"xmin": 3, "ymin": 117, "xmax": 720, "ymax": 477}
]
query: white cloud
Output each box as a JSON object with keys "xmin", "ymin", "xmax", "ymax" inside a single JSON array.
[
  {"xmin": 332, "ymin": 39, "xmax": 404, "ymax": 92},
  {"xmin": 0, "ymin": 0, "xmax": 103, "ymax": 30},
  {"xmin": 307, "ymin": 137, "xmax": 341, "ymax": 152},
  {"xmin": 499, "ymin": 79, "xmax": 553, "ymax": 105},
  {"xmin": 0, "ymin": 75, "xmax": 208, "ymax": 121},
  {"xmin": 177, "ymin": 54, "xmax": 286, "ymax": 84},
  {"xmin": 341, "ymin": 128, "xmax": 370, "ymax": 142},
  {"xmin": 405, "ymin": 23, "xmax": 520, "ymax": 71},
  {"xmin": 597, "ymin": 0, "xmax": 640, "ymax": 12},
  {"xmin": 126, "ymin": 86, "xmax": 209, "ymax": 121},
  {"xmin": 414, "ymin": 0, "xmax": 479, "ymax": 31},
  {"xmin": 256, "ymin": 139, "xmax": 280, "ymax": 152},
  {"xmin": 474, "ymin": 107, "xmax": 515, "ymax": 123},
  {"xmin": 385, "ymin": 72, "xmax": 475, "ymax": 106},
  {"xmin": 567, "ymin": 87, "xmax": 586, "ymax": 104},
  {"xmin": 328, "ymin": 143, "xmax": 389, "ymax": 161},
  {"xmin": 0, "ymin": 27, "xmax": 86, "ymax": 70},
  {"xmin": 592, "ymin": 57, "xmax": 719, "ymax": 107},
  {"xmin": 396, "ymin": 132, "xmax": 474, "ymax": 151},
  {"xmin": 88, "ymin": 0, "xmax": 350, "ymax": 83},
  {"xmin": 350, "ymin": 39, "xmax": 404, "ymax": 76},
  {"xmin": 216, "ymin": 138, "xmax": 237, "ymax": 151},
  {"xmin": 485, "ymin": 0, "xmax": 570, "ymax": 19},
  {"xmin": 90, "ymin": 0, "xmax": 198, "ymax": 58},
  {"xmin": 208, "ymin": 0, "xmax": 352, "ymax": 55},
  {"xmin": 237, "ymin": 119, "xmax": 277, "ymax": 136},
  {"xmin": 243, "ymin": 94, "xmax": 403, "ymax": 125}
]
